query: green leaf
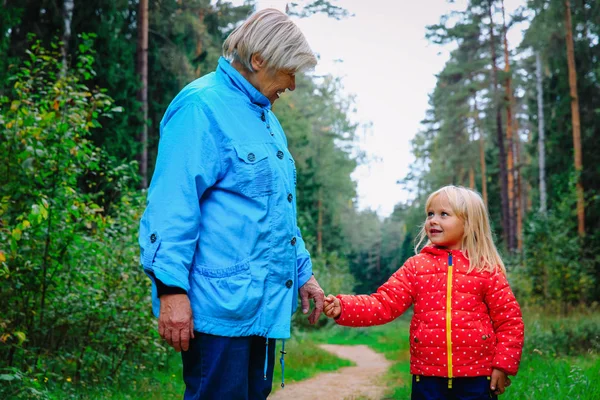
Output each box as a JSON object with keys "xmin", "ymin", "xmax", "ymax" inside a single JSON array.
[
  {"xmin": 40, "ymin": 205, "xmax": 49, "ymax": 220},
  {"xmin": 14, "ymin": 331, "xmax": 26, "ymax": 345},
  {"xmin": 11, "ymin": 228, "xmax": 22, "ymax": 241}
]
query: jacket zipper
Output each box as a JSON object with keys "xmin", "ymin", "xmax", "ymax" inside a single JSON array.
[{"xmin": 446, "ymin": 252, "xmax": 453, "ymax": 388}]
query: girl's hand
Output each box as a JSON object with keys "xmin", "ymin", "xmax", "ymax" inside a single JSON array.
[
  {"xmin": 323, "ymin": 294, "xmax": 341, "ymax": 319},
  {"xmin": 490, "ymin": 368, "xmax": 511, "ymax": 395}
]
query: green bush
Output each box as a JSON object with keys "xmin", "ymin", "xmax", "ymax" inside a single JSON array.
[
  {"xmin": 0, "ymin": 36, "xmax": 161, "ymax": 398},
  {"xmin": 513, "ymin": 182, "xmax": 596, "ymax": 307},
  {"xmin": 523, "ymin": 309, "xmax": 600, "ymax": 357}
]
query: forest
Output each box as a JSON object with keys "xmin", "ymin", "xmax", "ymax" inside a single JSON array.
[{"xmin": 1, "ymin": 0, "xmax": 599, "ymax": 398}]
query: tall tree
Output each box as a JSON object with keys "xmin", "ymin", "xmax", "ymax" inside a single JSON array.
[
  {"xmin": 501, "ymin": 0, "xmax": 517, "ymax": 250},
  {"xmin": 137, "ymin": 0, "xmax": 149, "ymax": 188},
  {"xmin": 564, "ymin": 0, "xmax": 585, "ymax": 236},
  {"xmin": 536, "ymin": 51, "xmax": 547, "ymax": 214},
  {"xmin": 487, "ymin": 0, "xmax": 510, "ymax": 246},
  {"xmin": 474, "ymin": 101, "xmax": 488, "ymax": 207}
]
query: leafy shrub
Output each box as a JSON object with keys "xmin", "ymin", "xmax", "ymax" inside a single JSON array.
[
  {"xmin": 524, "ymin": 310, "xmax": 600, "ymax": 357},
  {"xmin": 525, "ymin": 319, "xmax": 600, "ymax": 356},
  {"xmin": 0, "ymin": 36, "xmax": 161, "ymax": 397},
  {"xmin": 514, "ymin": 182, "xmax": 596, "ymax": 307}
]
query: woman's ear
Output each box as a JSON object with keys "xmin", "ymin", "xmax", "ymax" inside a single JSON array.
[{"xmin": 250, "ymin": 53, "xmax": 266, "ymax": 72}]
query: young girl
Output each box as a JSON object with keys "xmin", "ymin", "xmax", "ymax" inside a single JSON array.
[{"xmin": 324, "ymin": 186, "xmax": 524, "ymax": 400}]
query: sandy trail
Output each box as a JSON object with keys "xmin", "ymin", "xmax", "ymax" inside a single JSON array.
[{"xmin": 269, "ymin": 344, "xmax": 393, "ymax": 400}]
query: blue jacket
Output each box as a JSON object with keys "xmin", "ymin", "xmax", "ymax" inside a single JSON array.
[{"xmin": 139, "ymin": 57, "xmax": 313, "ymax": 339}]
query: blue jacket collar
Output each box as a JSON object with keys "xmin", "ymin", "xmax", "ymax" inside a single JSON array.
[{"xmin": 217, "ymin": 57, "xmax": 271, "ymax": 109}]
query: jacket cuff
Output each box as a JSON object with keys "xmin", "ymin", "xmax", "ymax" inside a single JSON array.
[
  {"xmin": 297, "ymin": 258, "xmax": 313, "ymax": 288},
  {"xmin": 148, "ymin": 271, "xmax": 187, "ymax": 297}
]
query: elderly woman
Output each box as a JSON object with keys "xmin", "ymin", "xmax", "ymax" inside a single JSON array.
[{"xmin": 138, "ymin": 8, "xmax": 325, "ymax": 400}]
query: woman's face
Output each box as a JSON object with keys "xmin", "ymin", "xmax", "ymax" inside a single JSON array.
[
  {"xmin": 253, "ymin": 67, "xmax": 296, "ymax": 105},
  {"xmin": 236, "ymin": 53, "xmax": 296, "ymax": 105}
]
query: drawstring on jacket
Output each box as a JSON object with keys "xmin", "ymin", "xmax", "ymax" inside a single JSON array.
[
  {"xmin": 263, "ymin": 338, "xmax": 269, "ymax": 380},
  {"xmin": 263, "ymin": 338, "xmax": 287, "ymax": 388},
  {"xmin": 279, "ymin": 340, "xmax": 286, "ymax": 388}
]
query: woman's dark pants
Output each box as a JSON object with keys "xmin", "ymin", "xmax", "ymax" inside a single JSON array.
[{"xmin": 181, "ymin": 333, "xmax": 275, "ymax": 400}]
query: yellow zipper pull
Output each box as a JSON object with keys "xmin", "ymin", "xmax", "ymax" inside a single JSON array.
[{"xmin": 448, "ymin": 378, "xmax": 453, "ymax": 389}]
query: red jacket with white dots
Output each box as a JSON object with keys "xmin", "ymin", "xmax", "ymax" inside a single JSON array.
[{"xmin": 336, "ymin": 246, "xmax": 524, "ymax": 377}]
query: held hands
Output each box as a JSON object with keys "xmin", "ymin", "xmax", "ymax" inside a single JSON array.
[
  {"xmin": 490, "ymin": 368, "xmax": 511, "ymax": 395},
  {"xmin": 323, "ymin": 294, "xmax": 341, "ymax": 319},
  {"xmin": 158, "ymin": 294, "xmax": 195, "ymax": 352},
  {"xmin": 299, "ymin": 275, "xmax": 325, "ymax": 324}
]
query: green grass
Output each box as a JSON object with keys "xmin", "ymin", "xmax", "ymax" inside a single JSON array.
[
  {"xmin": 40, "ymin": 355, "xmax": 185, "ymax": 399},
  {"xmin": 510, "ymin": 353, "xmax": 600, "ymax": 399}
]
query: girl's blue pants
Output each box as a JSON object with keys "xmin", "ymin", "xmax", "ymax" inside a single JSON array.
[{"xmin": 412, "ymin": 375, "xmax": 499, "ymax": 400}]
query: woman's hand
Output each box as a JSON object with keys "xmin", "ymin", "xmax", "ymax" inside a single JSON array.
[{"xmin": 323, "ymin": 294, "xmax": 341, "ymax": 319}]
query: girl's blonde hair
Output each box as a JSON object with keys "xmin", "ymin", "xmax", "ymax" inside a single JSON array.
[
  {"xmin": 223, "ymin": 8, "xmax": 317, "ymax": 74},
  {"xmin": 415, "ymin": 185, "xmax": 506, "ymax": 273}
]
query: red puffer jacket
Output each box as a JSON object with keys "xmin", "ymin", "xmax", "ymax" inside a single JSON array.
[{"xmin": 335, "ymin": 246, "xmax": 524, "ymax": 377}]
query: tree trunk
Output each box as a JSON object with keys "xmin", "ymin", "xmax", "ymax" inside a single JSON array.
[
  {"xmin": 137, "ymin": 0, "xmax": 149, "ymax": 188},
  {"xmin": 513, "ymin": 117, "xmax": 524, "ymax": 252},
  {"xmin": 473, "ymin": 101, "xmax": 488, "ymax": 207},
  {"xmin": 536, "ymin": 51, "xmax": 547, "ymax": 214},
  {"xmin": 501, "ymin": 0, "xmax": 516, "ymax": 251},
  {"xmin": 564, "ymin": 0, "xmax": 585, "ymax": 236},
  {"xmin": 487, "ymin": 0, "xmax": 510, "ymax": 246},
  {"xmin": 61, "ymin": 0, "xmax": 74, "ymax": 75}
]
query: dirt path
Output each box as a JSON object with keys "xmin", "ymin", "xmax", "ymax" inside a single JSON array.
[{"xmin": 269, "ymin": 344, "xmax": 393, "ymax": 400}]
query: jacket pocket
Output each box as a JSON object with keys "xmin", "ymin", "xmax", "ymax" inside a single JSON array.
[
  {"xmin": 233, "ymin": 143, "xmax": 273, "ymax": 198},
  {"xmin": 190, "ymin": 261, "xmax": 262, "ymax": 322},
  {"xmin": 141, "ymin": 231, "xmax": 161, "ymax": 270},
  {"xmin": 411, "ymin": 320, "xmax": 425, "ymax": 348},
  {"xmin": 475, "ymin": 320, "xmax": 496, "ymax": 355}
]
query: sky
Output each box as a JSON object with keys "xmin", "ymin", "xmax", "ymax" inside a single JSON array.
[{"xmin": 230, "ymin": 0, "xmax": 526, "ymax": 217}]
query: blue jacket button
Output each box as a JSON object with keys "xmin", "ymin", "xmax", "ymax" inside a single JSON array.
[
  {"xmin": 277, "ymin": 150, "xmax": 284, "ymax": 159},
  {"xmin": 287, "ymin": 193, "xmax": 293, "ymax": 203},
  {"xmin": 247, "ymin": 153, "xmax": 256, "ymax": 162},
  {"xmin": 290, "ymin": 237, "xmax": 297, "ymax": 246},
  {"xmin": 150, "ymin": 233, "xmax": 157, "ymax": 243},
  {"xmin": 285, "ymin": 279, "xmax": 293, "ymax": 288}
]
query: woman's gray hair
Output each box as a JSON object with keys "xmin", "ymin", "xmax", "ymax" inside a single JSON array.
[{"xmin": 223, "ymin": 8, "xmax": 317, "ymax": 73}]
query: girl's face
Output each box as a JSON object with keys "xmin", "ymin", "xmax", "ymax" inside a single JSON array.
[{"xmin": 425, "ymin": 194, "xmax": 465, "ymax": 250}]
